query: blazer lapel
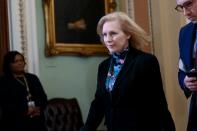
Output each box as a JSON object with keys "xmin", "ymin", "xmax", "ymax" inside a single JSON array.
[
  {"xmin": 113, "ymin": 48, "xmax": 137, "ymax": 89},
  {"xmin": 111, "ymin": 48, "xmax": 138, "ymax": 103},
  {"xmin": 180, "ymin": 23, "xmax": 196, "ymax": 70}
]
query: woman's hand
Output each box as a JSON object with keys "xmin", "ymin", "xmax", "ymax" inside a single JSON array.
[{"xmin": 27, "ymin": 107, "xmax": 41, "ymax": 117}]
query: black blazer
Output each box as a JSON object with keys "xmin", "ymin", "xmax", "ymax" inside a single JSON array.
[{"xmin": 81, "ymin": 47, "xmax": 175, "ymax": 131}]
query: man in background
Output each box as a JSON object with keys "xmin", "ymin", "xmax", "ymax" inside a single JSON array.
[{"xmin": 175, "ymin": 0, "xmax": 197, "ymax": 130}]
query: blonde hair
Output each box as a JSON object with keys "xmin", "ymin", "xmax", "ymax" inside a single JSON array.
[{"xmin": 97, "ymin": 11, "xmax": 150, "ymax": 50}]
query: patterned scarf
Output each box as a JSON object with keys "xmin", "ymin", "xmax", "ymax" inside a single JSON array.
[{"xmin": 105, "ymin": 49, "xmax": 128, "ymax": 92}]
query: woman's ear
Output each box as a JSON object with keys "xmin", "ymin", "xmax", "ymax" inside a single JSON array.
[{"xmin": 127, "ymin": 35, "xmax": 131, "ymax": 39}]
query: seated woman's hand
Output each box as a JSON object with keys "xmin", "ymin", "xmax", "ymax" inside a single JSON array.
[{"xmin": 27, "ymin": 107, "xmax": 41, "ymax": 117}]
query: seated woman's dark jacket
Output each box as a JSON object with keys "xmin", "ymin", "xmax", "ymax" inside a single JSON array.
[{"xmin": 0, "ymin": 73, "xmax": 47, "ymax": 131}]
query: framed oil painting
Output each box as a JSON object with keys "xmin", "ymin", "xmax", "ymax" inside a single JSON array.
[{"xmin": 43, "ymin": 0, "xmax": 116, "ymax": 56}]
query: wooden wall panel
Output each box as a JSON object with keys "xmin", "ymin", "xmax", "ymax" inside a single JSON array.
[{"xmin": 0, "ymin": 0, "xmax": 9, "ymax": 74}]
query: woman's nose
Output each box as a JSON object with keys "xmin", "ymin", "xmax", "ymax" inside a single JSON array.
[{"xmin": 106, "ymin": 34, "xmax": 112, "ymax": 42}]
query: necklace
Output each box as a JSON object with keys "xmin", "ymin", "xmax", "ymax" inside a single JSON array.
[{"xmin": 15, "ymin": 75, "xmax": 32, "ymax": 101}]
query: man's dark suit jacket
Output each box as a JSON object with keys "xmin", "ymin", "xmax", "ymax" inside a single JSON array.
[
  {"xmin": 178, "ymin": 22, "xmax": 197, "ymax": 131},
  {"xmin": 81, "ymin": 47, "xmax": 175, "ymax": 131}
]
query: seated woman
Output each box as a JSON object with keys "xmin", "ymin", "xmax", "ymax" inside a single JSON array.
[{"xmin": 0, "ymin": 51, "xmax": 47, "ymax": 131}]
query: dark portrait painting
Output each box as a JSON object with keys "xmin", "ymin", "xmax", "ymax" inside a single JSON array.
[
  {"xmin": 54, "ymin": 0, "xmax": 105, "ymax": 44},
  {"xmin": 43, "ymin": 0, "xmax": 115, "ymax": 56}
]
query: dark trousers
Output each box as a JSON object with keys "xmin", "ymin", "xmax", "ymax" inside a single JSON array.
[{"xmin": 192, "ymin": 128, "xmax": 197, "ymax": 131}]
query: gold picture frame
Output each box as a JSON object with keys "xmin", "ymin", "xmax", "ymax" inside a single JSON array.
[{"xmin": 43, "ymin": 0, "xmax": 116, "ymax": 56}]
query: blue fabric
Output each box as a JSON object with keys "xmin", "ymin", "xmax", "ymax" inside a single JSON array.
[
  {"xmin": 192, "ymin": 128, "xmax": 197, "ymax": 131},
  {"xmin": 105, "ymin": 49, "xmax": 128, "ymax": 92}
]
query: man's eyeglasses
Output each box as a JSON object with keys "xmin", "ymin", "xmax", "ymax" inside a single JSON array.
[{"xmin": 175, "ymin": 0, "xmax": 194, "ymax": 12}]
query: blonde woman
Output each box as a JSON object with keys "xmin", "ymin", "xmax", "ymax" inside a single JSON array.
[{"xmin": 80, "ymin": 11, "xmax": 175, "ymax": 131}]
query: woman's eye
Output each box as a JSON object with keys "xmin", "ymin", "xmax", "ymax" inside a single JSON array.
[
  {"xmin": 110, "ymin": 32, "xmax": 117, "ymax": 36},
  {"xmin": 102, "ymin": 31, "xmax": 117, "ymax": 38},
  {"xmin": 102, "ymin": 33, "xmax": 107, "ymax": 37}
]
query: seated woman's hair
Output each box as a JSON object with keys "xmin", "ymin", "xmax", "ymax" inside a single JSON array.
[{"xmin": 3, "ymin": 51, "xmax": 25, "ymax": 75}]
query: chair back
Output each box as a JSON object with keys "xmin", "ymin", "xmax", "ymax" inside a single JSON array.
[{"xmin": 44, "ymin": 98, "xmax": 84, "ymax": 131}]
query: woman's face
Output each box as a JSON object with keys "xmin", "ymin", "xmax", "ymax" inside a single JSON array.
[
  {"xmin": 10, "ymin": 54, "xmax": 25, "ymax": 75},
  {"xmin": 102, "ymin": 20, "xmax": 130, "ymax": 54}
]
